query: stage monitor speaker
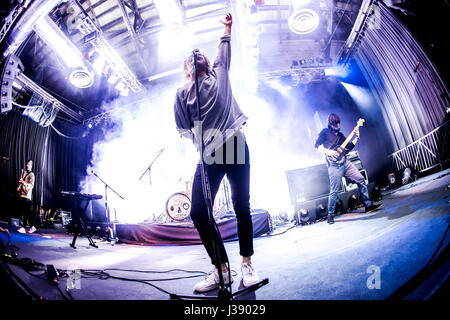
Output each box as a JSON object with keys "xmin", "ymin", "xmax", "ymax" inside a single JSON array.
[
  {"xmin": 1, "ymin": 54, "xmax": 23, "ymax": 114},
  {"xmin": 286, "ymin": 163, "xmax": 331, "ymax": 204}
]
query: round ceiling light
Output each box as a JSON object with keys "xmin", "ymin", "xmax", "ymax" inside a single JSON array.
[
  {"xmin": 288, "ymin": 8, "xmax": 320, "ymax": 35},
  {"xmin": 69, "ymin": 69, "xmax": 94, "ymax": 88}
]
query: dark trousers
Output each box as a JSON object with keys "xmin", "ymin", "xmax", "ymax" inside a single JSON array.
[
  {"xmin": 17, "ymin": 197, "xmax": 35, "ymax": 227},
  {"xmin": 190, "ymin": 135, "xmax": 253, "ymax": 266}
]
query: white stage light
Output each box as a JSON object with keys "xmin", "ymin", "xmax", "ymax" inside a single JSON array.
[
  {"xmin": 402, "ymin": 168, "xmax": 411, "ymax": 185},
  {"xmin": 69, "ymin": 69, "xmax": 94, "ymax": 88},
  {"xmin": 324, "ymin": 65, "xmax": 349, "ymax": 78},
  {"xmin": 108, "ymin": 73, "xmax": 119, "ymax": 84},
  {"xmin": 115, "ymin": 81, "xmax": 126, "ymax": 92},
  {"xmin": 268, "ymin": 79, "xmax": 291, "ymax": 97},
  {"xmin": 288, "ymin": 8, "xmax": 320, "ymax": 35},
  {"xmin": 120, "ymin": 88, "xmax": 129, "ymax": 96},
  {"xmin": 341, "ymin": 82, "xmax": 374, "ymax": 110}
]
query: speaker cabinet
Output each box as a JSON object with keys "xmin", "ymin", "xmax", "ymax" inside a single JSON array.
[
  {"xmin": 1, "ymin": 54, "xmax": 23, "ymax": 114},
  {"xmin": 286, "ymin": 163, "xmax": 331, "ymax": 204}
]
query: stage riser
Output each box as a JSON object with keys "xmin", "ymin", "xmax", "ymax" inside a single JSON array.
[{"xmin": 115, "ymin": 210, "xmax": 272, "ymax": 246}]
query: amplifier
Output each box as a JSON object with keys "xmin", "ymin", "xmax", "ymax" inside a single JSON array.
[
  {"xmin": 347, "ymin": 150, "xmax": 359, "ymax": 161},
  {"xmin": 342, "ymin": 169, "xmax": 369, "ymax": 192},
  {"xmin": 347, "ymin": 150, "xmax": 363, "ymax": 170},
  {"xmin": 351, "ymin": 159, "xmax": 363, "ymax": 170}
]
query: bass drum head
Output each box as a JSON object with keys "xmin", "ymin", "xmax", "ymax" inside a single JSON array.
[{"xmin": 166, "ymin": 192, "xmax": 191, "ymax": 222}]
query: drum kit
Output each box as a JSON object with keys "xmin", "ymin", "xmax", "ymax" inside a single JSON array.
[
  {"xmin": 165, "ymin": 177, "xmax": 233, "ymax": 222},
  {"xmin": 139, "ymin": 147, "xmax": 233, "ymax": 223}
]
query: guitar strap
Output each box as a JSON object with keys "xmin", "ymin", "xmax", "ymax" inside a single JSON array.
[
  {"xmin": 329, "ymin": 131, "xmax": 341, "ymax": 150},
  {"xmin": 18, "ymin": 171, "xmax": 31, "ymax": 194}
]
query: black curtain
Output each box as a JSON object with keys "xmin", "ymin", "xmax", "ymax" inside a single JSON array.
[
  {"xmin": 353, "ymin": 1, "xmax": 448, "ymax": 152},
  {"xmin": 0, "ymin": 110, "xmax": 93, "ymax": 223}
]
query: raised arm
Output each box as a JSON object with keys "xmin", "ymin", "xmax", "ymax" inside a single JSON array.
[
  {"xmin": 220, "ymin": 13, "xmax": 232, "ymax": 36},
  {"xmin": 214, "ymin": 14, "xmax": 232, "ymax": 71}
]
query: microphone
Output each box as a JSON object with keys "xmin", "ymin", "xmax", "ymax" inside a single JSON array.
[{"xmin": 414, "ymin": 61, "xmax": 420, "ymax": 72}]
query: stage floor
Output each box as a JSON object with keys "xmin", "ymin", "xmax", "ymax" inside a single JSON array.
[{"xmin": 1, "ymin": 170, "xmax": 449, "ymax": 302}]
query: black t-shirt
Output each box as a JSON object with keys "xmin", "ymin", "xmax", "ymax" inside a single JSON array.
[{"xmin": 314, "ymin": 126, "xmax": 355, "ymax": 151}]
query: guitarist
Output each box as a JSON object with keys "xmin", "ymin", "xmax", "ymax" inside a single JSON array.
[
  {"xmin": 16, "ymin": 159, "xmax": 36, "ymax": 233},
  {"xmin": 314, "ymin": 113, "xmax": 382, "ymax": 224}
]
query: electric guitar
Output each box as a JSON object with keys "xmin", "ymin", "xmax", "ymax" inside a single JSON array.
[{"xmin": 327, "ymin": 118, "xmax": 365, "ymax": 165}]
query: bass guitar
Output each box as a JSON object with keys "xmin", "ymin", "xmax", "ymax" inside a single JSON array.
[{"xmin": 327, "ymin": 118, "xmax": 365, "ymax": 165}]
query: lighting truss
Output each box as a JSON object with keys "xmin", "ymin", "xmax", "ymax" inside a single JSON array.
[
  {"xmin": 83, "ymin": 110, "xmax": 114, "ymax": 126},
  {"xmin": 70, "ymin": 1, "xmax": 143, "ymax": 93},
  {"xmin": 0, "ymin": 2, "xmax": 27, "ymax": 49},
  {"xmin": 16, "ymin": 72, "xmax": 83, "ymax": 123},
  {"xmin": 259, "ymin": 67, "xmax": 326, "ymax": 86}
]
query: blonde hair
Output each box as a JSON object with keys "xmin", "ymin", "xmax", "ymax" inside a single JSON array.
[{"xmin": 183, "ymin": 49, "xmax": 211, "ymax": 81}]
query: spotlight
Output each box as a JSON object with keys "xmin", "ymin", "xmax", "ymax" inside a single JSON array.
[
  {"xmin": 288, "ymin": 8, "xmax": 320, "ymax": 35},
  {"xmin": 315, "ymin": 203, "xmax": 327, "ymax": 220},
  {"xmin": 371, "ymin": 185, "xmax": 382, "ymax": 201},
  {"xmin": 388, "ymin": 173, "xmax": 396, "ymax": 189},
  {"xmin": 402, "ymin": 168, "xmax": 411, "ymax": 185},
  {"xmin": 296, "ymin": 208, "xmax": 312, "ymax": 225},
  {"xmin": 120, "ymin": 88, "xmax": 129, "ymax": 97},
  {"xmin": 335, "ymin": 199, "xmax": 345, "ymax": 215},
  {"xmin": 348, "ymin": 194, "xmax": 361, "ymax": 210},
  {"xmin": 115, "ymin": 81, "xmax": 126, "ymax": 92},
  {"xmin": 108, "ymin": 73, "xmax": 119, "ymax": 84},
  {"xmin": 69, "ymin": 68, "xmax": 94, "ymax": 88}
]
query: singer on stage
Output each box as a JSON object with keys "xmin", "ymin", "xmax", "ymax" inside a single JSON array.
[
  {"xmin": 174, "ymin": 13, "xmax": 260, "ymax": 293},
  {"xmin": 16, "ymin": 159, "xmax": 36, "ymax": 233}
]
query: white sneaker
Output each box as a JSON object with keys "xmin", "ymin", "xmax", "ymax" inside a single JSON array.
[
  {"xmin": 27, "ymin": 226, "xmax": 36, "ymax": 234},
  {"xmin": 17, "ymin": 227, "xmax": 26, "ymax": 234},
  {"xmin": 241, "ymin": 262, "xmax": 260, "ymax": 287},
  {"xmin": 194, "ymin": 267, "xmax": 233, "ymax": 293}
]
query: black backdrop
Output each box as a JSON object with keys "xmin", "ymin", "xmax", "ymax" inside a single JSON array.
[{"xmin": 0, "ymin": 110, "xmax": 96, "ymax": 223}]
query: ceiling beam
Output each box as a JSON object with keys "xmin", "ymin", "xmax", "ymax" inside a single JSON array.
[{"xmin": 115, "ymin": 0, "xmax": 151, "ymax": 74}]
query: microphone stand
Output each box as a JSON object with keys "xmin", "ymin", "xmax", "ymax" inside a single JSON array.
[
  {"xmin": 170, "ymin": 50, "xmax": 268, "ymax": 301},
  {"xmin": 139, "ymin": 148, "xmax": 164, "ymax": 185},
  {"xmin": 91, "ymin": 171, "xmax": 124, "ymax": 244}
]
